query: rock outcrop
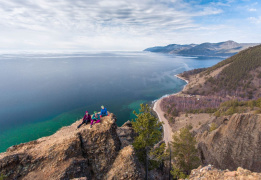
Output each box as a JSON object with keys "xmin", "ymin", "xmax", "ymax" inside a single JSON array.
[
  {"xmin": 116, "ymin": 120, "xmax": 137, "ymax": 148},
  {"xmin": 196, "ymin": 113, "xmax": 261, "ymax": 172},
  {"xmin": 0, "ymin": 114, "xmax": 144, "ymax": 180},
  {"xmin": 106, "ymin": 145, "xmax": 144, "ymax": 180},
  {"xmin": 189, "ymin": 165, "xmax": 261, "ymax": 180}
]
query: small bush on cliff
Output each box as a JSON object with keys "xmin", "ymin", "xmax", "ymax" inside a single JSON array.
[
  {"xmin": 132, "ymin": 104, "xmax": 163, "ymax": 179},
  {"xmin": 186, "ymin": 123, "xmax": 193, "ymax": 130},
  {"xmin": 171, "ymin": 166, "xmax": 187, "ymax": 179},
  {"xmin": 171, "ymin": 127, "xmax": 200, "ymax": 177},
  {"xmin": 209, "ymin": 123, "xmax": 217, "ymax": 132},
  {"xmin": 0, "ymin": 173, "xmax": 7, "ymax": 180}
]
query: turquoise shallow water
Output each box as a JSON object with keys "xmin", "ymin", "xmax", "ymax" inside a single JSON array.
[{"xmin": 0, "ymin": 52, "xmax": 223, "ymax": 152}]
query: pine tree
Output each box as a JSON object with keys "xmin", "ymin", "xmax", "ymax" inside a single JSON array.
[
  {"xmin": 132, "ymin": 104, "xmax": 163, "ymax": 180},
  {"xmin": 149, "ymin": 142, "xmax": 167, "ymax": 170},
  {"xmin": 171, "ymin": 127, "xmax": 200, "ymax": 177}
]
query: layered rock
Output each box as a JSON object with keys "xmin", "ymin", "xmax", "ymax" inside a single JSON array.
[
  {"xmin": 196, "ymin": 113, "xmax": 261, "ymax": 172},
  {"xmin": 0, "ymin": 114, "xmax": 144, "ymax": 180}
]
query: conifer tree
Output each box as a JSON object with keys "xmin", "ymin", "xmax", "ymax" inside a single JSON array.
[
  {"xmin": 132, "ymin": 104, "xmax": 163, "ymax": 180},
  {"xmin": 149, "ymin": 142, "xmax": 167, "ymax": 170},
  {"xmin": 171, "ymin": 127, "xmax": 200, "ymax": 178}
]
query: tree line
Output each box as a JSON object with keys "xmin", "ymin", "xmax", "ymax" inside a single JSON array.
[{"xmin": 132, "ymin": 104, "xmax": 200, "ymax": 179}]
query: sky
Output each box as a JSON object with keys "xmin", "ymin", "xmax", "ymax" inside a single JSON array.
[{"xmin": 0, "ymin": 0, "xmax": 260, "ymax": 51}]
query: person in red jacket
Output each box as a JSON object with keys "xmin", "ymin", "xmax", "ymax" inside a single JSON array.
[{"xmin": 77, "ymin": 111, "xmax": 92, "ymax": 129}]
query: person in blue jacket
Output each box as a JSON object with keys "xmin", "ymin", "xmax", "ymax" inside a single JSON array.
[{"xmin": 100, "ymin": 105, "xmax": 108, "ymax": 117}]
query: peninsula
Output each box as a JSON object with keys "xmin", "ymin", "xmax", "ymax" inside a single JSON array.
[{"xmin": 145, "ymin": 40, "xmax": 260, "ymax": 57}]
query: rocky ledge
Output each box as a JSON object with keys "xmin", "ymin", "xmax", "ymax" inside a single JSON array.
[
  {"xmin": 0, "ymin": 114, "xmax": 144, "ymax": 180},
  {"xmin": 189, "ymin": 165, "xmax": 261, "ymax": 180}
]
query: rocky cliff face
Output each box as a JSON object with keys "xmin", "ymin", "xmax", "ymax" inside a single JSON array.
[
  {"xmin": 196, "ymin": 113, "xmax": 261, "ymax": 172},
  {"xmin": 0, "ymin": 114, "xmax": 144, "ymax": 180},
  {"xmin": 116, "ymin": 120, "xmax": 137, "ymax": 148}
]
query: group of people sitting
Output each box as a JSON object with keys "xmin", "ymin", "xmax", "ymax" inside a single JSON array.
[{"xmin": 77, "ymin": 105, "xmax": 109, "ymax": 129}]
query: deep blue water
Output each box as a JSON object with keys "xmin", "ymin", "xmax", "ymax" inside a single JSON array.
[{"xmin": 0, "ymin": 51, "xmax": 224, "ymax": 152}]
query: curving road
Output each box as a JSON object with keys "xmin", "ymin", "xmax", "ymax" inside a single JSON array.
[
  {"xmin": 153, "ymin": 98, "xmax": 173, "ymax": 145},
  {"xmin": 153, "ymin": 74, "xmax": 188, "ymax": 146}
]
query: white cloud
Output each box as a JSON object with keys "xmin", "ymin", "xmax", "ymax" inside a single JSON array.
[
  {"xmin": 195, "ymin": 7, "xmax": 223, "ymax": 16},
  {"xmin": 249, "ymin": 16, "xmax": 261, "ymax": 24},
  {"xmin": 0, "ymin": 0, "xmax": 259, "ymax": 51},
  {"xmin": 0, "ymin": 0, "xmax": 200, "ymax": 50},
  {"xmin": 248, "ymin": 8, "xmax": 257, "ymax": 11}
]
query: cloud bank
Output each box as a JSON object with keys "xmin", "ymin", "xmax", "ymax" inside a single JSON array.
[{"xmin": 0, "ymin": 0, "xmax": 260, "ymax": 51}]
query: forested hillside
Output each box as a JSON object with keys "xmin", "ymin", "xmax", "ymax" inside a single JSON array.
[{"xmin": 181, "ymin": 45, "xmax": 261, "ymax": 99}]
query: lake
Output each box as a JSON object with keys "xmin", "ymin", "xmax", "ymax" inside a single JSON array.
[{"xmin": 0, "ymin": 51, "xmax": 224, "ymax": 152}]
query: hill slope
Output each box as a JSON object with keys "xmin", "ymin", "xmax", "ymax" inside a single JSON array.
[
  {"xmin": 144, "ymin": 40, "xmax": 259, "ymax": 57},
  {"xmin": 180, "ymin": 44, "xmax": 261, "ymax": 99},
  {"xmin": 158, "ymin": 44, "xmax": 261, "ymax": 175}
]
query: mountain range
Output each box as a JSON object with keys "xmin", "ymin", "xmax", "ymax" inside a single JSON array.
[{"xmin": 144, "ymin": 40, "xmax": 260, "ymax": 57}]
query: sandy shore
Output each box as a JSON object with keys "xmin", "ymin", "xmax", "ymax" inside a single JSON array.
[
  {"xmin": 174, "ymin": 74, "xmax": 189, "ymax": 84},
  {"xmin": 153, "ymin": 74, "xmax": 189, "ymax": 145}
]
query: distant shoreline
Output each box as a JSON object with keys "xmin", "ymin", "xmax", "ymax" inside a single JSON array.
[
  {"xmin": 174, "ymin": 74, "xmax": 189, "ymax": 85},
  {"xmin": 152, "ymin": 73, "xmax": 189, "ymax": 144}
]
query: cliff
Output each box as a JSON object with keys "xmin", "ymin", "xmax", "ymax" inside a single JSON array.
[
  {"xmin": 196, "ymin": 113, "xmax": 261, "ymax": 172},
  {"xmin": 0, "ymin": 114, "xmax": 144, "ymax": 180}
]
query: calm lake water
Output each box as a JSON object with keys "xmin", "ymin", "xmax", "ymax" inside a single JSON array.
[{"xmin": 0, "ymin": 51, "xmax": 224, "ymax": 152}]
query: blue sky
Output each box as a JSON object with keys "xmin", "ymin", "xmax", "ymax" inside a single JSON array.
[{"xmin": 0, "ymin": 0, "xmax": 260, "ymax": 51}]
